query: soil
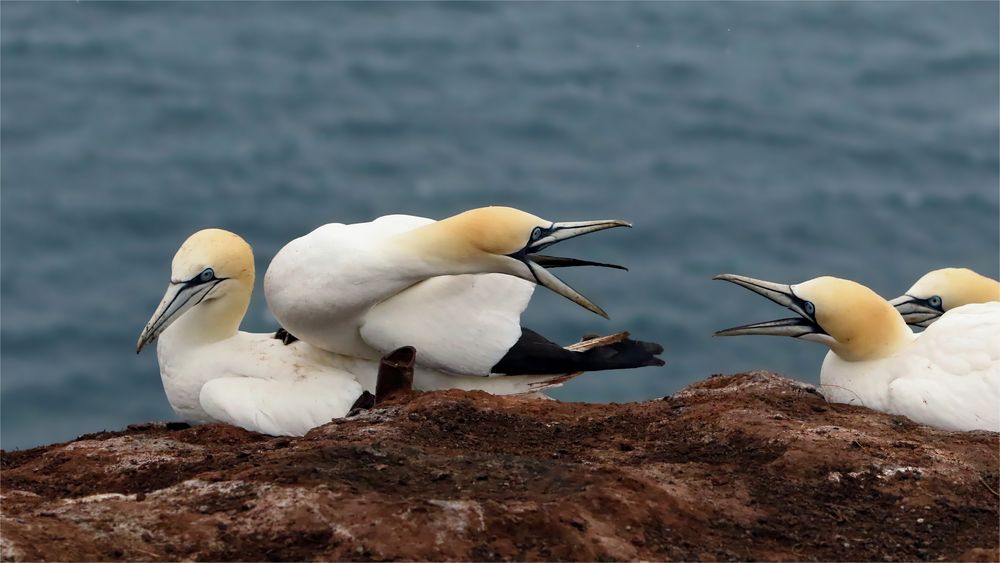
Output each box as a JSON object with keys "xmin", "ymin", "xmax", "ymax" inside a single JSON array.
[{"xmin": 2, "ymin": 371, "xmax": 998, "ymax": 561}]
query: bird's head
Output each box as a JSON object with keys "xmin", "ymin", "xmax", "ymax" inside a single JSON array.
[
  {"xmin": 889, "ymin": 268, "xmax": 1000, "ymax": 327},
  {"xmin": 423, "ymin": 206, "xmax": 631, "ymax": 318},
  {"xmin": 136, "ymin": 229, "xmax": 255, "ymax": 353},
  {"xmin": 714, "ymin": 274, "xmax": 912, "ymax": 361}
]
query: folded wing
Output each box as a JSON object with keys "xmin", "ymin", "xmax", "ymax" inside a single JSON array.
[
  {"xmin": 199, "ymin": 374, "xmax": 364, "ymax": 436},
  {"xmin": 888, "ymin": 302, "xmax": 1000, "ymax": 432},
  {"xmin": 361, "ymin": 273, "xmax": 535, "ymax": 375}
]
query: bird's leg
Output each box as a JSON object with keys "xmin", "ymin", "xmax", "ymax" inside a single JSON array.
[{"xmin": 273, "ymin": 327, "xmax": 299, "ymax": 345}]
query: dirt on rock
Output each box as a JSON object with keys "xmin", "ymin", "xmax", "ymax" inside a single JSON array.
[{"xmin": 2, "ymin": 371, "xmax": 998, "ymax": 561}]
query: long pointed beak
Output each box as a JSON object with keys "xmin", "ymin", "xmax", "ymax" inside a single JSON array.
[
  {"xmin": 888, "ymin": 295, "xmax": 941, "ymax": 327},
  {"xmin": 528, "ymin": 220, "xmax": 632, "ymax": 253},
  {"xmin": 714, "ymin": 317, "xmax": 819, "ymax": 337},
  {"xmin": 136, "ymin": 280, "xmax": 220, "ymax": 353},
  {"xmin": 522, "ymin": 219, "xmax": 631, "ymax": 319},
  {"xmin": 713, "ymin": 273, "xmax": 823, "ymax": 337}
]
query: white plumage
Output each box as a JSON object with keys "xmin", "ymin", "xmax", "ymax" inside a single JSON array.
[
  {"xmin": 361, "ymin": 273, "xmax": 534, "ymax": 375},
  {"xmin": 822, "ymin": 303, "xmax": 1000, "ymax": 432},
  {"xmin": 157, "ymin": 326, "xmax": 582, "ymax": 437},
  {"xmin": 138, "ymin": 228, "xmax": 602, "ymax": 438},
  {"xmin": 265, "ymin": 208, "xmax": 640, "ymax": 376},
  {"xmin": 159, "ymin": 331, "xmax": 365, "ymax": 436},
  {"xmin": 716, "ymin": 274, "xmax": 999, "ymax": 433}
]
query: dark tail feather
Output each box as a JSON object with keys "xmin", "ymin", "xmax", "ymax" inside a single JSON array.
[
  {"xmin": 491, "ymin": 328, "xmax": 665, "ymax": 375},
  {"xmin": 576, "ymin": 337, "xmax": 665, "ymax": 371}
]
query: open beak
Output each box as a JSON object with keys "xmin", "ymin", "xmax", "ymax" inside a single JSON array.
[
  {"xmin": 712, "ymin": 273, "xmax": 824, "ymax": 338},
  {"xmin": 136, "ymin": 278, "xmax": 222, "ymax": 353},
  {"xmin": 888, "ymin": 295, "xmax": 941, "ymax": 327},
  {"xmin": 520, "ymin": 220, "xmax": 631, "ymax": 319}
]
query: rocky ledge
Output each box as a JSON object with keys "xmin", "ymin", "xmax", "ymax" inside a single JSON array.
[{"xmin": 2, "ymin": 371, "xmax": 998, "ymax": 561}]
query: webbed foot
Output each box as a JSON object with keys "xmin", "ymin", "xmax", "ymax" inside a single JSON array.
[{"xmin": 274, "ymin": 327, "xmax": 299, "ymax": 345}]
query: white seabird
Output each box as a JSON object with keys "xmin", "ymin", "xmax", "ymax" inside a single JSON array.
[
  {"xmin": 137, "ymin": 229, "xmax": 646, "ymax": 437},
  {"xmin": 889, "ymin": 267, "xmax": 1000, "ymax": 327},
  {"xmin": 263, "ymin": 206, "xmax": 664, "ymax": 377},
  {"xmin": 714, "ymin": 274, "xmax": 999, "ymax": 432},
  {"xmin": 136, "ymin": 229, "xmax": 367, "ymax": 436}
]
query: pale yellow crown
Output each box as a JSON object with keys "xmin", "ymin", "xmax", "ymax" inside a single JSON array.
[
  {"xmin": 172, "ymin": 229, "xmax": 255, "ymax": 285},
  {"xmin": 906, "ymin": 268, "xmax": 999, "ymax": 310},
  {"xmin": 795, "ymin": 276, "xmax": 912, "ymax": 361},
  {"xmin": 437, "ymin": 206, "xmax": 546, "ymax": 255}
]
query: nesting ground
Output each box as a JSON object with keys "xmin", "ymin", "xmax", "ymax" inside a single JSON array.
[{"xmin": 2, "ymin": 372, "xmax": 998, "ymax": 561}]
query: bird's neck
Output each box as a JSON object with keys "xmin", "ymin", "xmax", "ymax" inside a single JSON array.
[
  {"xmin": 383, "ymin": 219, "xmax": 503, "ymax": 280},
  {"xmin": 160, "ymin": 283, "xmax": 251, "ymax": 350},
  {"xmin": 829, "ymin": 311, "xmax": 915, "ymax": 362},
  {"xmin": 961, "ymin": 276, "xmax": 1000, "ymax": 307}
]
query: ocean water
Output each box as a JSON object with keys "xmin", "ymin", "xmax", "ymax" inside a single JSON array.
[{"xmin": 2, "ymin": 2, "xmax": 997, "ymax": 450}]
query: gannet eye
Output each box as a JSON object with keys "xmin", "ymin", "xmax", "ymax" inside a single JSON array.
[
  {"xmin": 928, "ymin": 295, "xmax": 942, "ymax": 309},
  {"xmin": 199, "ymin": 268, "xmax": 215, "ymax": 283},
  {"xmin": 530, "ymin": 227, "xmax": 543, "ymax": 241},
  {"xmin": 803, "ymin": 301, "xmax": 816, "ymax": 316}
]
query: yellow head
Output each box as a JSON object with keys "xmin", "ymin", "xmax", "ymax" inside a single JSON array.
[
  {"xmin": 136, "ymin": 229, "xmax": 255, "ymax": 352},
  {"xmin": 170, "ymin": 229, "xmax": 255, "ymax": 286},
  {"xmin": 438, "ymin": 207, "xmax": 549, "ymax": 256},
  {"xmin": 793, "ymin": 277, "xmax": 912, "ymax": 361},
  {"xmin": 401, "ymin": 206, "xmax": 631, "ymax": 318},
  {"xmin": 890, "ymin": 268, "xmax": 1000, "ymax": 326},
  {"xmin": 715, "ymin": 274, "xmax": 913, "ymax": 362}
]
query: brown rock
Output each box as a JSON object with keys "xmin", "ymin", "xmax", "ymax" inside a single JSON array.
[{"xmin": 1, "ymin": 371, "xmax": 997, "ymax": 561}]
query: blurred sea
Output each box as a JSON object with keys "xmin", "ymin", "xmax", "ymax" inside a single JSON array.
[{"xmin": 2, "ymin": 2, "xmax": 998, "ymax": 449}]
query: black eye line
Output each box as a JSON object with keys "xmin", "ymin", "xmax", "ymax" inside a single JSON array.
[
  {"xmin": 182, "ymin": 269, "xmax": 226, "ymax": 288},
  {"xmin": 527, "ymin": 224, "xmax": 556, "ymax": 247},
  {"xmin": 506, "ymin": 224, "xmax": 559, "ymax": 260},
  {"xmin": 788, "ymin": 288, "xmax": 818, "ymax": 321}
]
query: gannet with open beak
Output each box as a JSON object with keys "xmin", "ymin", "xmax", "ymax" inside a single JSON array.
[
  {"xmin": 264, "ymin": 207, "xmax": 664, "ymax": 376},
  {"xmin": 889, "ymin": 268, "xmax": 1000, "ymax": 327},
  {"xmin": 714, "ymin": 274, "xmax": 999, "ymax": 432},
  {"xmin": 138, "ymin": 229, "xmax": 651, "ymax": 436}
]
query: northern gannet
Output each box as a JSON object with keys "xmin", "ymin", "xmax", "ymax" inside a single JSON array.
[
  {"xmin": 714, "ymin": 274, "xmax": 999, "ymax": 432},
  {"xmin": 137, "ymin": 229, "xmax": 648, "ymax": 436},
  {"xmin": 889, "ymin": 268, "xmax": 1000, "ymax": 327},
  {"xmin": 264, "ymin": 207, "xmax": 664, "ymax": 376},
  {"xmin": 136, "ymin": 229, "xmax": 367, "ymax": 436}
]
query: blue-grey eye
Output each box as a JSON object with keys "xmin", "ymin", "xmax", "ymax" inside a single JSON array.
[
  {"xmin": 804, "ymin": 301, "xmax": 816, "ymax": 316},
  {"xmin": 530, "ymin": 227, "xmax": 543, "ymax": 241},
  {"xmin": 199, "ymin": 268, "xmax": 214, "ymax": 282},
  {"xmin": 928, "ymin": 295, "xmax": 942, "ymax": 309}
]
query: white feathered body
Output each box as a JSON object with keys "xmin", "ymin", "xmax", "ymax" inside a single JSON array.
[
  {"xmin": 264, "ymin": 214, "xmax": 534, "ymax": 375},
  {"xmin": 821, "ymin": 302, "xmax": 1000, "ymax": 432},
  {"xmin": 156, "ymin": 324, "xmax": 365, "ymax": 436},
  {"xmin": 156, "ymin": 322, "xmax": 575, "ymax": 437}
]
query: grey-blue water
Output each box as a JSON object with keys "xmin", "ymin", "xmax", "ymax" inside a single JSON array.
[{"xmin": 2, "ymin": 2, "xmax": 998, "ymax": 450}]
